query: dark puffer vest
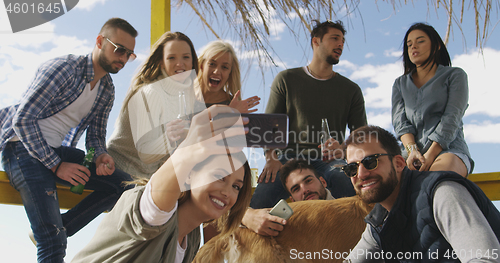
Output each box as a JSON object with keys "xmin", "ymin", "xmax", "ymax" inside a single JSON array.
[{"xmin": 365, "ymin": 168, "xmax": 500, "ymax": 262}]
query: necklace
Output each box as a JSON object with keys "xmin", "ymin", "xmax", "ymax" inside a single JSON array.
[{"xmin": 307, "ymin": 65, "xmax": 335, "ymax": 80}]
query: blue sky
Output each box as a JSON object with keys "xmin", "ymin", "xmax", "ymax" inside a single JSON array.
[{"xmin": 1, "ymin": 0, "xmax": 499, "ymax": 261}]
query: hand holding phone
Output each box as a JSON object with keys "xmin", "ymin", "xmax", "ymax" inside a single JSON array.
[{"xmin": 269, "ymin": 199, "xmax": 294, "ymax": 220}]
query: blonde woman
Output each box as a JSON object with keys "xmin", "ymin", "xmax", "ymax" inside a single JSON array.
[{"xmin": 195, "ymin": 40, "xmax": 260, "ymax": 112}]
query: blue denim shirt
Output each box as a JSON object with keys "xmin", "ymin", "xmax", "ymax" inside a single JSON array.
[
  {"xmin": 0, "ymin": 53, "xmax": 115, "ymax": 169},
  {"xmin": 391, "ymin": 65, "xmax": 472, "ymax": 162}
]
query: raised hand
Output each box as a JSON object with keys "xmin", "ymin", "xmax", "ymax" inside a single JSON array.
[{"xmin": 229, "ymin": 90, "xmax": 261, "ymax": 113}]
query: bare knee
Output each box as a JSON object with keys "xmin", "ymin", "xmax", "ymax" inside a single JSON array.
[{"xmin": 430, "ymin": 153, "xmax": 467, "ymax": 177}]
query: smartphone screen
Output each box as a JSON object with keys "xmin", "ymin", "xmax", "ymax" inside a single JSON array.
[{"xmin": 213, "ymin": 113, "xmax": 289, "ymax": 148}]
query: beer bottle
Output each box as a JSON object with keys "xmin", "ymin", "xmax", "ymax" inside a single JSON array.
[
  {"xmin": 70, "ymin": 147, "xmax": 95, "ymax": 195},
  {"xmin": 249, "ymin": 148, "xmax": 259, "ymax": 187},
  {"xmin": 175, "ymin": 90, "xmax": 190, "ymax": 146},
  {"xmin": 321, "ymin": 118, "xmax": 332, "ymax": 162}
]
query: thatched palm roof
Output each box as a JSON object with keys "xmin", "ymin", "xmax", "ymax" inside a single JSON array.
[{"xmin": 178, "ymin": 0, "xmax": 498, "ymax": 68}]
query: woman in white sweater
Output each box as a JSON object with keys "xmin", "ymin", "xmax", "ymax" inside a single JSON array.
[{"xmin": 107, "ymin": 32, "xmax": 200, "ymax": 178}]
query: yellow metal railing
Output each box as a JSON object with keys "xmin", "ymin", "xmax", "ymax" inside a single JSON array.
[
  {"xmin": 467, "ymin": 172, "xmax": 500, "ymax": 201},
  {"xmin": 1, "ymin": 170, "xmax": 499, "ymax": 210},
  {"xmin": 0, "ymin": 170, "xmax": 93, "ymax": 210}
]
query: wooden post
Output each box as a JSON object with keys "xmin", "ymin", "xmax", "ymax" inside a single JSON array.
[{"xmin": 151, "ymin": 0, "xmax": 171, "ymax": 45}]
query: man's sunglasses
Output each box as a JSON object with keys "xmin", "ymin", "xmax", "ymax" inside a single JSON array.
[
  {"xmin": 105, "ymin": 37, "xmax": 136, "ymax": 62},
  {"xmin": 341, "ymin": 153, "xmax": 392, "ymax": 178}
]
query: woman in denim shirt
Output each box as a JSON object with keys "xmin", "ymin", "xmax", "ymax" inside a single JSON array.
[{"xmin": 392, "ymin": 23, "xmax": 473, "ymax": 177}]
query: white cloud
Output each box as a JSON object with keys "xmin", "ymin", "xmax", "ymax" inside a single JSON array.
[
  {"xmin": 336, "ymin": 60, "xmax": 357, "ymax": 71},
  {"xmin": 365, "ymin": 52, "xmax": 374, "ymax": 58},
  {"xmin": 465, "ymin": 122, "xmax": 500, "ymax": 143},
  {"xmin": 452, "ymin": 48, "xmax": 500, "ymax": 117},
  {"xmin": 366, "ymin": 111, "xmax": 393, "ymax": 131},
  {"xmin": 237, "ymin": 0, "xmax": 287, "ymax": 40},
  {"xmin": 75, "ymin": 0, "xmax": 107, "ymax": 11},
  {"xmin": 384, "ymin": 48, "xmax": 400, "ymax": 57},
  {"xmin": 239, "ymin": 49, "xmax": 287, "ymax": 69},
  {"xmin": 0, "ymin": 3, "xmax": 94, "ymax": 108},
  {"xmin": 341, "ymin": 60, "xmax": 402, "ymax": 109},
  {"xmin": 287, "ymin": 7, "xmax": 310, "ymax": 20},
  {"xmin": 0, "ymin": 30, "xmax": 91, "ymax": 108},
  {"xmin": 267, "ymin": 21, "xmax": 287, "ymax": 39}
]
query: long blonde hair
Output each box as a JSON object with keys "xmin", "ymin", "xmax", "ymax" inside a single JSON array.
[
  {"xmin": 197, "ymin": 40, "xmax": 241, "ymax": 101},
  {"xmin": 120, "ymin": 32, "xmax": 198, "ymax": 113}
]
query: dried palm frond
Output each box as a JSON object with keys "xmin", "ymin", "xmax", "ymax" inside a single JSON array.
[{"xmin": 177, "ymin": 0, "xmax": 499, "ymax": 70}]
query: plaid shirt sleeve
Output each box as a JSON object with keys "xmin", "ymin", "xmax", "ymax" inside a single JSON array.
[{"xmin": 13, "ymin": 56, "xmax": 83, "ymax": 169}]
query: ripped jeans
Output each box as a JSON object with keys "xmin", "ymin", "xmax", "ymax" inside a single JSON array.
[{"xmin": 1, "ymin": 142, "xmax": 133, "ymax": 263}]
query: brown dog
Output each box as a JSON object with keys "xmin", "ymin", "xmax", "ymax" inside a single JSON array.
[{"xmin": 193, "ymin": 195, "xmax": 373, "ymax": 263}]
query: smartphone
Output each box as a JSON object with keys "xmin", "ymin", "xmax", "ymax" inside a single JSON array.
[
  {"xmin": 213, "ymin": 113, "xmax": 289, "ymax": 148},
  {"xmin": 269, "ymin": 199, "xmax": 294, "ymax": 220}
]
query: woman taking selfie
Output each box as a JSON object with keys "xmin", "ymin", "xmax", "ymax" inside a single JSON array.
[
  {"xmin": 392, "ymin": 22, "xmax": 473, "ymax": 177},
  {"xmin": 73, "ymin": 105, "xmax": 252, "ymax": 262}
]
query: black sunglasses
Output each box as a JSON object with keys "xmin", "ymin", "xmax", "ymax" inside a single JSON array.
[
  {"xmin": 341, "ymin": 153, "xmax": 392, "ymax": 177},
  {"xmin": 105, "ymin": 37, "xmax": 136, "ymax": 62}
]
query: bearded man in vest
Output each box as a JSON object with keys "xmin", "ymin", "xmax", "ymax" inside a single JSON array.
[{"xmin": 343, "ymin": 125, "xmax": 500, "ymax": 262}]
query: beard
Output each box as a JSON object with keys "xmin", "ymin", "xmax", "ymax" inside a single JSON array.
[
  {"xmin": 303, "ymin": 186, "xmax": 328, "ymax": 201},
  {"xmin": 318, "ymin": 186, "xmax": 327, "ymax": 200},
  {"xmin": 356, "ymin": 166, "xmax": 398, "ymax": 204},
  {"xmin": 326, "ymin": 54, "xmax": 339, "ymax": 65},
  {"xmin": 98, "ymin": 53, "xmax": 122, "ymax": 74}
]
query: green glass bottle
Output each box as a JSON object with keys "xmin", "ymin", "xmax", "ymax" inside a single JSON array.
[{"xmin": 70, "ymin": 147, "xmax": 95, "ymax": 195}]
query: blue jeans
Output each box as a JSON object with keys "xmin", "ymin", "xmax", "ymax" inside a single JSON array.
[
  {"xmin": 249, "ymin": 153, "xmax": 355, "ymax": 209},
  {"xmin": 1, "ymin": 142, "xmax": 133, "ymax": 263}
]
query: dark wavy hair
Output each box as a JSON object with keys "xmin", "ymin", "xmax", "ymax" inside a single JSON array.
[
  {"xmin": 279, "ymin": 158, "xmax": 321, "ymax": 195},
  {"xmin": 310, "ymin": 20, "xmax": 346, "ymax": 49},
  {"xmin": 402, "ymin": 23, "xmax": 451, "ymax": 74}
]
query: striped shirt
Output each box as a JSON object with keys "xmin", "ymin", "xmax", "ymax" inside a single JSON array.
[{"xmin": 0, "ymin": 53, "xmax": 115, "ymax": 169}]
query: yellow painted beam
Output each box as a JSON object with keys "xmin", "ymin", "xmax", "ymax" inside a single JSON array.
[
  {"xmin": 468, "ymin": 172, "xmax": 500, "ymax": 201},
  {"xmin": 0, "ymin": 170, "xmax": 92, "ymax": 210},
  {"xmin": 151, "ymin": 0, "xmax": 171, "ymax": 45},
  {"xmin": 1, "ymin": 170, "xmax": 500, "ymax": 208}
]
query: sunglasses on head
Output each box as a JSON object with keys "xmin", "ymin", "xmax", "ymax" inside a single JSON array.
[
  {"xmin": 341, "ymin": 153, "xmax": 392, "ymax": 178},
  {"xmin": 105, "ymin": 37, "xmax": 136, "ymax": 62}
]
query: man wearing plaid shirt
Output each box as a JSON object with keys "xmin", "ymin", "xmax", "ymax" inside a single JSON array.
[{"xmin": 0, "ymin": 18, "xmax": 137, "ymax": 263}]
